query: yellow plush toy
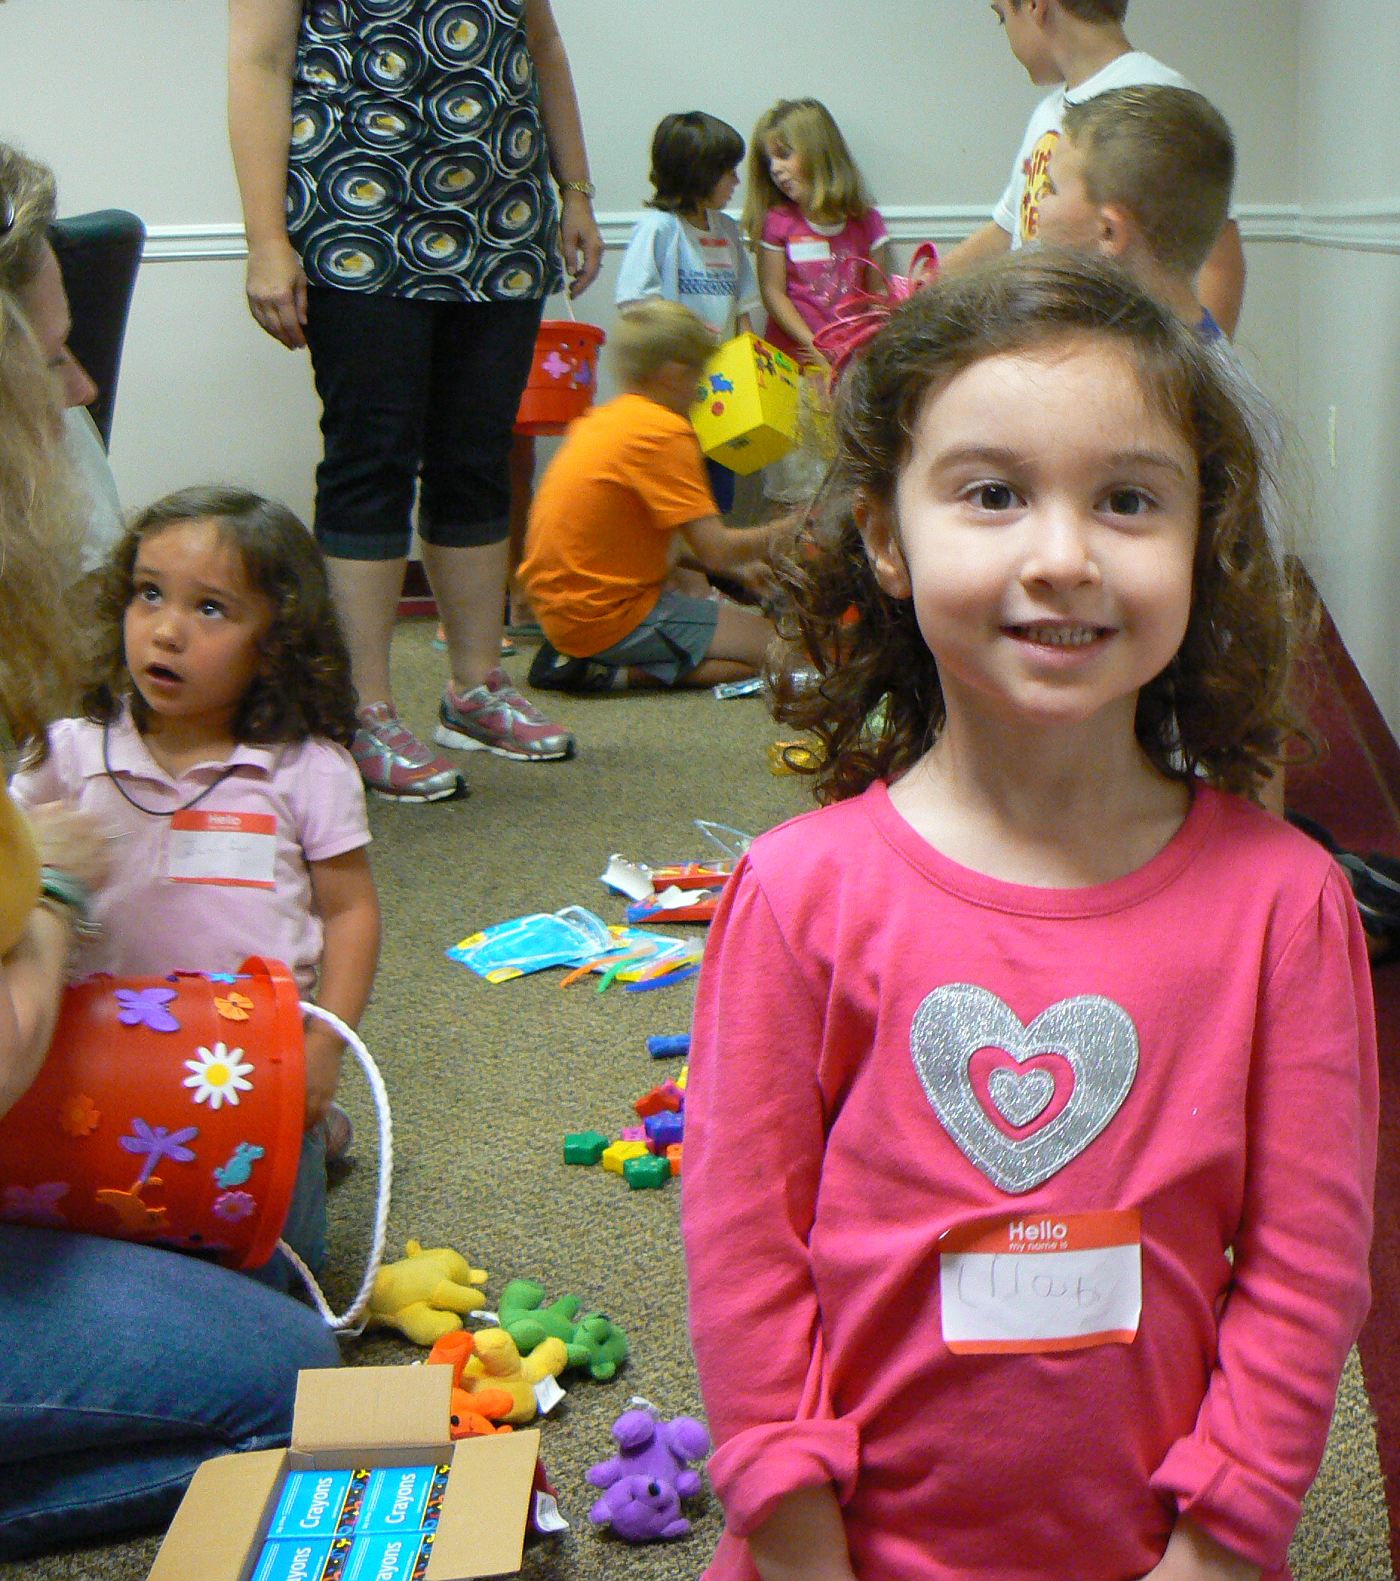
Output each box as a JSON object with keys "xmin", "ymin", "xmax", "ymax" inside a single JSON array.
[
  {"xmin": 461, "ymin": 1327, "xmax": 570, "ymax": 1423},
  {"xmin": 365, "ymin": 1240, "xmax": 489, "ymax": 1346}
]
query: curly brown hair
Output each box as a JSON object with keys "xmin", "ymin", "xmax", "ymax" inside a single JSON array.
[
  {"xmin": 770, "ymin": 250, "xmax": 1309, "ymax": 804},
  {"xmin": 83, "ymin": 486, "xmax": 359, "ymax": 747}
]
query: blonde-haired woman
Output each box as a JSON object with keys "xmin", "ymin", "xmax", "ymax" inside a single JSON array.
[
  {"xmin": 0, "ymin": 297, "xmax": 340, "ymax": 1560},
  {"xmin": 0, "ymin": 139, "xmax": 124, "ymax": 576}
]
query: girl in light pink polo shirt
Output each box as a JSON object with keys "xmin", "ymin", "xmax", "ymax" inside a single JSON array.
[{"xmin": 13, "ymin": 486, "xmax": 381, "ymax": 1283}]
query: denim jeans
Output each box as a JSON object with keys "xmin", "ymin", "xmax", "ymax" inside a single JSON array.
[
  {"xmin": 248, "ymin": 1124, "xmax": 328, "ymax": 1294},
  {"xmin": 0, "ymin": 1224, "xmax": 340, "ymax": 1557}
]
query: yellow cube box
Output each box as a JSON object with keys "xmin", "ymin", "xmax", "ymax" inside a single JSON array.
[{"xmin": 690, "ymin": 332, "xmax": 801, "ymax": 475}]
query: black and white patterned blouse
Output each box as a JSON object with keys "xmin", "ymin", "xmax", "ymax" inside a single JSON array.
[{"xmin": 286, "ymin": 0, "xmax": 564, "ymax": 301}]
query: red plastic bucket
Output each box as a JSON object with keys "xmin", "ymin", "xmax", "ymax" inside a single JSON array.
[
  {"xmin": 0, "ymin": 956, "xmax": 305, "ymax": 1268},
  {"xmin": 514, "ymin": 319, "xmax": 606, "ymax": 434}
]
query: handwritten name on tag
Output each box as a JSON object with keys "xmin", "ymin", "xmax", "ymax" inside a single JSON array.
[
  {"xmin": 168, "ymin": 810, "xmax": 277, "ymax": 889},
  {"xmin": 939, "ymin": 1208, "xmax": 1141, "ymax": 1354},
  {"xmin": 787, "ymin": 239, "xmax": 832, "ymax": 263}
]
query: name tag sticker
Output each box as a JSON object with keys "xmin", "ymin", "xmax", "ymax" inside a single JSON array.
[
  {"xmin": 788, "ymin": 239, "xmax": 831, "ymax": 263},
  {"xmin": 168, "ymin": 810, "xmax": 277, "ymax": 889},
  {"xmin": 939, "ymin": 1208, "xmax": 1141, "ymax": 1354}
]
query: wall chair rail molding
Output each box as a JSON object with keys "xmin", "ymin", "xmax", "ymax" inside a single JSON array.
[
  {"xmin": 140, "ymin": 203, "xmax": 1393, "ymax": 265},
  {"xmin": 1298, "ymin": 201, "xmax": 1400, "ymax": 255}
]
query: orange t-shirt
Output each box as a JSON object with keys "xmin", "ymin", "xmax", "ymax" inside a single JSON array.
[{"xmin": 520, "ymin": 393, "xmax": 716, "ymax": 657}]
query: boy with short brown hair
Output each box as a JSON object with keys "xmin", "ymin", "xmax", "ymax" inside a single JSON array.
[
  {"xmin": 943, "ymin": 0, "xmax": 1245, "ymax": 333},
  {"xmin": 1037, "ymin": 84, "xmax": 1235, "ymax": 337}
]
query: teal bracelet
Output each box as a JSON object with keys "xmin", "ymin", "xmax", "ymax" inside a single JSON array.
[{"xmin": 39, "ymin": 866, "xmax": 102, "ymax": 941}]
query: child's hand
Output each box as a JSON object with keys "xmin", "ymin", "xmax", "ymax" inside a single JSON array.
[
  {"xmin": 302, "ymin": 1019, "xmax": 345, "ymax": 1131},
  {"xmin": 1137, "ymin": 1519, "xmax": 1261, "ymax": 1581},
  {"xmin": 734, "ymin": 559, "xmax": 778, "ymax": 600},
  {"xmin": 24, "ymin": 803, "xmax": 116, "ymax": 894}
]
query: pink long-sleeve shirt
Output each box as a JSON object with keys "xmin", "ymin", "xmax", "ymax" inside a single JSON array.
[{"xmin": 682, "ymin": 782, "xmax": 1377, "ymax": 1581}]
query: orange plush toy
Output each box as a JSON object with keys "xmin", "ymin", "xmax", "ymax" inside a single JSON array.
[{"xmin": 427, "ymin": 1331, "xmax": 514, "ymax": 1439}]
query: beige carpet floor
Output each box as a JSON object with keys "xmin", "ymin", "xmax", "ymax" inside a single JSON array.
[{"xmin": 7, "ymin": 618, "xmax": 1392, "ymax": 1580}]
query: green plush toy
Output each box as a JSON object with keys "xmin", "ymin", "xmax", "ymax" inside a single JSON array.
[{"xmin": 497, "ymin": 1278, "xmax": 629, "ymax": 1380}]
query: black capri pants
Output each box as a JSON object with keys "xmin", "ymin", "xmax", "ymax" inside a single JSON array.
[{"xmin": 303, "ymin": 286, "xmax": 545, "ymax": 561}]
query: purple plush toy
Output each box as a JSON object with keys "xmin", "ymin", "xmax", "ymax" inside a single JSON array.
[{"xmin": 586, "ymin": 1405, "xmax": 711, "ymax": 1542}]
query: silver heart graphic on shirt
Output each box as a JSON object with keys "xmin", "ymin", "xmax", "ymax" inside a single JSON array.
[
  {"xmin": 911, "ymin": 983, "xmax": 1138, "ymax": 1194},
  {"xmin": 988, "ymin": 1065, "xmax": 1056, "ymax": 1128}
]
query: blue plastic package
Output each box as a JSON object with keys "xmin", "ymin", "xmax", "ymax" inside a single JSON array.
[{"xmin": 446, "ymin": 906, "xmax": 614, "ymax": 983}]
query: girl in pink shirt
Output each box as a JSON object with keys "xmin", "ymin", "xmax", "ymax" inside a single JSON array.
[
  {"xmin": 742, "ymin": 99, "xmax": 895, "ymax": 507},
  {"xmin": 13, "ymin": 486, "xmax": 381, "ymax": 1282},
  {"xmin": 742, "ymin": 98, "xmax": 894, "ymax": 364},
  {"xmin": 681, "ymin": 253, "xmax": 1376, "ymax": 1581}
]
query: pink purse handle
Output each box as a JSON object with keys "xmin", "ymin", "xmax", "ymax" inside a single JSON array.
[{"xmin": 812, "ymin": 243, "xmax": 940, "ymax": 380}]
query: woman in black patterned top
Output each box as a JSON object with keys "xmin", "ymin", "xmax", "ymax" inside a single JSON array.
[{"xmin": 229, "ymin": 0, "xmax": 602, "ymax": 800}]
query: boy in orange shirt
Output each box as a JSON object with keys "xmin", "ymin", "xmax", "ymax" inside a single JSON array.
[{"xmin": 522, "ymin": 301, "xmax": 780, "ymax": 693}]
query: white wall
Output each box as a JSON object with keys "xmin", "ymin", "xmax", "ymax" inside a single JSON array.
[
  {"xmin": 1293, "ymin": 0, "xmax": 1400, "ymax": 722},
  {"xmin": 9, "ymin": 0, "xmax": 1398, "ymax": 728}
]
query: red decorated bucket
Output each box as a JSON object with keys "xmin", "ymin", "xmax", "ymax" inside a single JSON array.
[
  {"xmin": 514, "ymin": 319, "xmax": 606, "ymax": 434},
  {"xmin": 0, "ymin": 956, "xmax": 305, "ymax": 1268}
]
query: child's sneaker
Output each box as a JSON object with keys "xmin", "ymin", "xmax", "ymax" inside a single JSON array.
[
  {"xmin": 435, "ymin": 668, "xmax": 575, "ymax": 761},
  {"xmin": 353, "ymin": 703, "xmax": 466, "ymax": 802},
  {"xmin": 527, "ymin": 639, "xmax": 629, "ymax": 695}
]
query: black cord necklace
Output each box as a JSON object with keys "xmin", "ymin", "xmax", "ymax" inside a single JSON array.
[{"xmin": 102, "ymin": 719, "xmax": 241, "ymax": 817}]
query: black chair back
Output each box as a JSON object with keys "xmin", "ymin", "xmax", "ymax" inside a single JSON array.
[{"xmin": 50, "ymin": 208, "xmax": 145, "ymax": 450}]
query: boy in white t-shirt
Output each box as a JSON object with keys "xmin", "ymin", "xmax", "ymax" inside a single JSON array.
[{"xmin": 942, "ymin": 0, "xmax": 1245, "ymax": 334}]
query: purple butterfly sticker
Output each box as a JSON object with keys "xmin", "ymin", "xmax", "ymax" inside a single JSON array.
[
  {"xmin": 3, "ymin": 1182, "xmax": 69, "ymax": 1226},
  {"xmin": 115, "ymin": 987, "xmax": 180, "ymax": 1033},
  {"xmin": 120, "ymin": 1119, "xmax": 199, "ymax": 1186}
]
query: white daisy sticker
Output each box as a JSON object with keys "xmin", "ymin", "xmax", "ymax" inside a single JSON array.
[{"xmin": 182, "ymin": 1043, "xmax": 254, "ymax": 1110}]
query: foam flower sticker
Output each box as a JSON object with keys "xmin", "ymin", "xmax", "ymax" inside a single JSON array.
[
  {"xmin": 115, "ymin": 986, "xmax": 180, "ymax": 1033},
  {"xmin": 214, "ymin": 991, "xmax": 254, "ymax": 1023},
  {"xmin": 205, "ymin": 972, "xmax": 246, "ymax": 984},
  {"xmin": 183, "ymin": 1043, "xmax": 255, "ymax": 1111},
  {"xmin": 59, "ymin": 1093, "xmax": 100, "ymax": 1138},
  {"xmin": 120, "ymin": 1118, "xmax": 199, "ymax": 1187},
  {"xmin": 3, "ymin": 1182, "xmax": 69, "ymax": 1226},
  {"xmin": 212, "ymin": 1190, "xmax": 256, "ymax": 1223}
]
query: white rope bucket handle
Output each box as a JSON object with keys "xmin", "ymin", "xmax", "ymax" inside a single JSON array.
[{"xmin": 277, "ymin": 1003, "xmax": 393, "ymax": 1335}]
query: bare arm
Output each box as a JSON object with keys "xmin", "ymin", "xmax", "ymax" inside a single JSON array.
[
  {"xmin": 524, "ymin": 0, "xmax": 602, "ymax": 296},
  {"xmin": 1136, "ymin": 1517, "xmax": 1261, "ymax": 1581},
  {"xmin": 1196, "ymin": 219, "xmax": 1246, "ymax": 339},
  {"xmin": 757, "ymin": 247, "xmax": 816, "ymax": 357},
  {"xmin": 0, "ymin": 907, "xmax": 78, "ymax": 1119},
  {"xmin": 304, "ymin": 847, "xmax": 381, "ymax": 1128},
  {"xmin": 938, "ymin": 219, "xmax": 1012, "ymax": 275},
  {"xmin": 679, "ymin": 514, "xmax": 780, "ymax": 580},
  {"xmin": 748, "ymin": 1486, "xmax": 856, "ymax": 1581},
  {"xmin": 0, "ymin": 803, "xmax": 112, "ymax": 1119},
  {"xmin": 866, "ymin": 236, "xmax": 897, "ymax": 290},
  {"xmin": 227, "ymin": 0, "xmax": 307, "ymax": 348}
]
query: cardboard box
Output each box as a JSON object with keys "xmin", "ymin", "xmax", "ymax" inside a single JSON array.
[
  {"xmin": 689, "ymin": 332, "xmax": 801, "ymax": 474},
  {"xmin": 147, "ymin": 1366, "xmax": 541, "ymax": 1581}
]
